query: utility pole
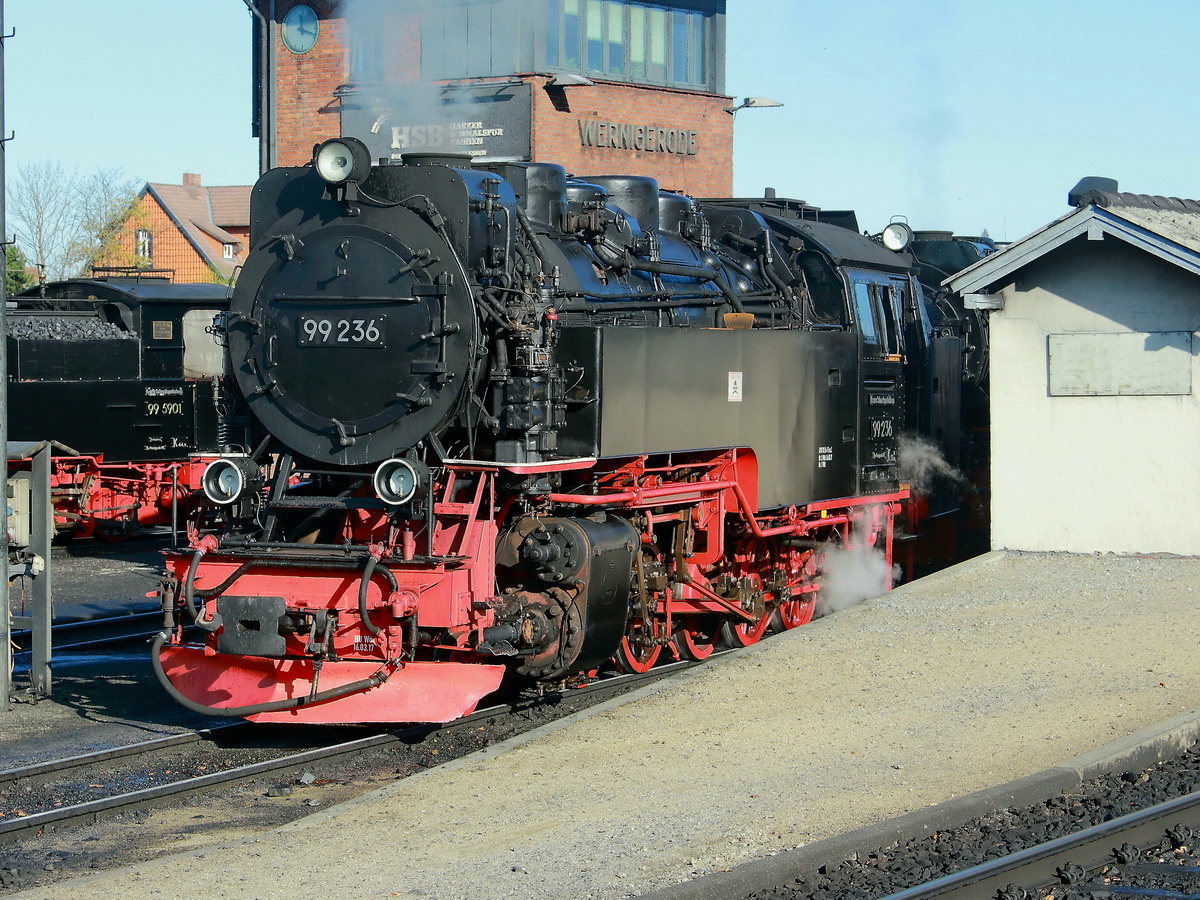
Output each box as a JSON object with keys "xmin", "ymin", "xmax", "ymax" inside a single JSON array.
[{"xmin": 1, "ymin": 0, "xmax": 11, "ymax": 712}]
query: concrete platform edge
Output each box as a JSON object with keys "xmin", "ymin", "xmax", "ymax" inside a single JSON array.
[
  {"xmin": 636, "ymin": 706, "xmax": 1200, "ymax": 900},
  {"xmin": 887, "ymin": 549, "xmax": 1008, "ymax": 598}
]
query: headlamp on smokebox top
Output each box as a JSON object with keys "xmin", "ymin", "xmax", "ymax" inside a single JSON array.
[
  {"xmin": 881, "ymin": 221, "xmax": 913, "ymax": 252},
  {"xmin": 313, "ymin": 136, "xmax": 372, "ymax": 202}
]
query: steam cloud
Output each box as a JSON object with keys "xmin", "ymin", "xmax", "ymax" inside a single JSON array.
[
  {"xmin": 897, "ymin": 433, "xmax": 965, "ymax": 496},
  {"xmin": 815, "ymin": 509, "xmax": 900, "ymax": 616},
  {"xmin": 342, "ymin": 0, "xmax": 520, "ymax": 162}
]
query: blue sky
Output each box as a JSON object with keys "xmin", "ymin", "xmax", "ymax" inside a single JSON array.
[{"xmin": 7, "ymin": 0, "xmax": 1199, "ymax": 243}]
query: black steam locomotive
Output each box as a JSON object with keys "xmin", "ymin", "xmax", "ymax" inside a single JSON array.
[
  {"xmin": 153, "ymin": 139, "xmax": 985, "ymax": 724},
  {"xmin": 8, "ymin": 278, "xmax": 229, "ymax": 538}
]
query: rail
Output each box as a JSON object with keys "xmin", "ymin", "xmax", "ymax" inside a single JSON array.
[{"xmin": 883, "ymin": 789, "xmax": 1200, "ymax": 899}]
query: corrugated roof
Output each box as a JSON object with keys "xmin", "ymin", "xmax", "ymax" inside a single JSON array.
[
  {"xmin": 1074, "ymin": 189, "xmax": 1200, "ymax": 215},
  {"xmin": 1103, "ymin": 203, "xmax": 1200, "ymax": 258}
]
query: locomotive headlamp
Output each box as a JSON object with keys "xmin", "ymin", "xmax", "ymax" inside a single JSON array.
[
  {"xmin": 374, "ymin": 458, "xmax": 429, "ymax": 506},
  {"xmin": 202, "ymin": 457, "xmax": 262, "ymax": 505},
  {"xmin": 881, "ymin": 221, "xmax": 914, "ymax": 252},
  {"xmin": 313, "ymin": 136, "xmax": 372, "ymax": 185}
]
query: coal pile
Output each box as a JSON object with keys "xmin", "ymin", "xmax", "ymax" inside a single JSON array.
[
  {"xmin": 7, "ymin": 316, "xmax": 134, "ymax": 341},
  {"xmin": 753, "ymin": 747, "xmax": 1200, "ymax": 900}
]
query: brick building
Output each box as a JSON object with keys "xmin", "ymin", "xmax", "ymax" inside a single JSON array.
[
  {"xmin": 245, "ymin": 0, "xmax": 732, "ymax": 196},
  {"xmin": 116, "ymin": 174, "xmax": 252, "ymax": 283}
]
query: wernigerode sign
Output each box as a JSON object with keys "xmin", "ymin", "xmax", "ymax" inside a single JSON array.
[{"xmin": 577, "ymin": 119, "xmax": 700, "ymax": 156}]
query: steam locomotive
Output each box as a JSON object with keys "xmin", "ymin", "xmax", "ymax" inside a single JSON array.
[
  {"xmin": 8, "ymin": 278, "xmax": 228, "ymax": 539},
  {"xmin": 153, "ymin": 138, "xmax": 986, "ymax": 724}
]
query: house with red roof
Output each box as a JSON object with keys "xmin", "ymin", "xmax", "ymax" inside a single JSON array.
[{"xmin": 116, "ymin": 173, "xmax": 251, "ymax": 283}]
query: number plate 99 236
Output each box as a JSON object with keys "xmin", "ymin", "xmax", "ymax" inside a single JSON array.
[{"xmin": 297, "ymin": 316, "xmax": 386, "ymax": 348}]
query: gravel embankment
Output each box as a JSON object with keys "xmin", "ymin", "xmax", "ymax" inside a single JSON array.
[{"xmin": 750, "ymin": 746, "xmax": 1200, "ymax": 899}]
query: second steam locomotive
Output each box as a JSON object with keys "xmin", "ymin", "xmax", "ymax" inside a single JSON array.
[{"xmin": 154, "ymin": 138, "xmax": 984, "ymax": 724}]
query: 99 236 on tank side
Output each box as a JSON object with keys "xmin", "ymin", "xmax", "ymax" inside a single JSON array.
[{"xmin": 152, "ymin": 138, "xmax": 984, "ymax": 724}]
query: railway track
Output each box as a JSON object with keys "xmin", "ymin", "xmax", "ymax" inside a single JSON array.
[
  {"xmin": 10, "ymin": 611, "xmax": 164, "ymax": 655},
  {"xmin": 883, "ymin": 789, "xmax": 1200, "ymax": 900},
  {"xmin": 0, "ymin": 656, "xmax": 695, "ymax": 847}
]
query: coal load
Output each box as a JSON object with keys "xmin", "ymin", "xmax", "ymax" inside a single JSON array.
[{"xmin": 7, "ymin": 316, "xmax": 135, "ymax": 341}]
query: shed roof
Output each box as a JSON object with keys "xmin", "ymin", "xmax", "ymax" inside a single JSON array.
[{"xmin": 946, "ymin": 184, "xmax": 1200, "ymax": 309}]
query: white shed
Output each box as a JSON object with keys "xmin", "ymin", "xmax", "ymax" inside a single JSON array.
[{"xmin": 946, "ymin": 180, "xmax": 1200, "ymax": 555}]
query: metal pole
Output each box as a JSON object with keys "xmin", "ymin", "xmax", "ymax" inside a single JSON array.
[
  {"xmin": 243, "ymin": 0, "xmax": 276, "ymax": 173},
  {"xmin": 29, "ymin": 444, "xmax": 49, "ymax": 696},
  {"xmin": 0, "ymin": 0, "xmax": 11, "ymax": 713}
]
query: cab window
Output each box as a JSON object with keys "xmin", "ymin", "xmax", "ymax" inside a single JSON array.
[
  {"xmin": 852, "ymin": 282, "xmax": 878, "ymax": 346},
  {"xmin": 873, "ymin": 285, "xmax": 899, "ymax": 355}
]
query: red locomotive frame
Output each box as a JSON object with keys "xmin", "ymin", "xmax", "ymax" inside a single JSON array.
[
  {"xmin": 156, "ymin": 450, "xmax": 905, "ymax": 724},
  {"xmin": 42, "ymin": 453, "xmax": 214, "ymax": 540}
]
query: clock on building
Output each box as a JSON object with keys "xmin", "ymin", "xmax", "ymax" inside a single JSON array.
[{"xmin": 281, "ymin": 4, "xmax": 319, "ymax": 54}]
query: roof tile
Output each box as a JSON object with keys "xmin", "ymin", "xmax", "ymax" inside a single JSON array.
[{"xmin": 143, "ymin": 179, "xmax": 252, "ymax": 278}]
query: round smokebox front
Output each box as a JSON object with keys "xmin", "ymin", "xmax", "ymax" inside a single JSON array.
[{"xmin": 230, "ymin": 222, "xmax": 475, "ymax": 465}]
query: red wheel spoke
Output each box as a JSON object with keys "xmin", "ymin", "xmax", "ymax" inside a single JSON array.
[
  {"xmin": 615, "ymin": 634, "xmax": 661, "ymax": 673},
  {"xmin": 672, "ymin": 619, "xmax": 715, "ymax": 661},
  {"xmin": 774, "ymin": 597, "xmax": 814, "ymax": 630},
  {"xmin": 719, "ymin": 613, "xmax": 770, "ymax": 648}
]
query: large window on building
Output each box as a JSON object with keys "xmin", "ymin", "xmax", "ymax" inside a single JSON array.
[
  {"xmin": 546, "ymin": 0, "xmax": 709, "ymax": 88},
  {"xmin": 346, "ymin": 0, "xmax": 720, "ymax": 92},
  {"xmin": 350, "ymin": 27, "xmax": 383, "ymax": 83}
]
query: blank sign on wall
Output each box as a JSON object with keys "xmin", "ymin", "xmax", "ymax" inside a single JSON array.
[{"xmin": 1047, "ymin": 332, "xmax": 1193, "ymax": 396}]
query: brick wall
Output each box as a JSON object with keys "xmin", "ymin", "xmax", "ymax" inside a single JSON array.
[
  {"xmin": 113, "ymin": 195, "xmax": 217, "ymax": 283},
  {"xmin": 531, "ymin": 77, "xmax": 732, "ymax": 196},
  {"xmin": 271, "ymin": 0, "xmax": 347, "ymax": 167}
]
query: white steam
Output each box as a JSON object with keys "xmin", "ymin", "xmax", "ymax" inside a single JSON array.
[
  {"xmin": 342, "ymin": 0, "xmax": 523, "ymax": 161},
  {"xmin": 815, "ymin": 509, "xmax": 900, "ymax": 616},
  {"xmin": 897, "ymin": 433, "xmax": 965, "ymax": 496}
]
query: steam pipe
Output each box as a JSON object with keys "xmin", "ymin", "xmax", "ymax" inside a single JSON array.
[
  {"xmin": 185, "ymin": 554, "xmax": 399, "ymax": 602},
  {"xmin": 759, "ymin": 254, "xmax": 796, "ymax": 310},
  {"xmin": 183, "ymin": 545, "xmax": 222, "ymax": 632},
  {"xmin": 556, "ymin": 297, "xmax": 726, "ymax": 312},
  {"xmin": 514, "ymin": 205, "xmax": 547, "ymax": 275},
  {"xmin": 593, "ymin": 239, "xmax": 745, "ymax": 312},
  {"xmin": 150, "ymin": 632, "xmax": 389, "ymax": 718},
  {"xmin": 556, "ymin": 288, "xmax": 778, "ymax": 303}
]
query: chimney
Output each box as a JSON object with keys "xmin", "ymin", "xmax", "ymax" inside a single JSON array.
[{"xmin": 183, "ymin": 173, "xmax": 202, "ymax": 187}]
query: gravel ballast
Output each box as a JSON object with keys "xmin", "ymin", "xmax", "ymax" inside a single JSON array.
[{"xmin": 9, "ymin": 551, "xmax": 1200, "ymax": 900}]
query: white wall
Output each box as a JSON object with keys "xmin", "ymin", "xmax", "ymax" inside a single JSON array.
[{"xmin": 989, "ymin": 236, "xmax": 1200, "ymax": 554}]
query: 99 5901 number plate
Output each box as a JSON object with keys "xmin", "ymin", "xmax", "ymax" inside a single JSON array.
[{"xmin": 297, "ymin": 316, "xmax": 386, "ymax": 348}]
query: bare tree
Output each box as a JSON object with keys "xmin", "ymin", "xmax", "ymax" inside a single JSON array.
[
  {"xmin": 8, "ymin": 163, "xmax": 146, "ymax": 279},
  {"xmin": 8, "ymin": 161, "xmax": 81, "ymax": 280},
  {"xmin": 70, "ymin": 167, "xmax": 146, "ymax": 274}
]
